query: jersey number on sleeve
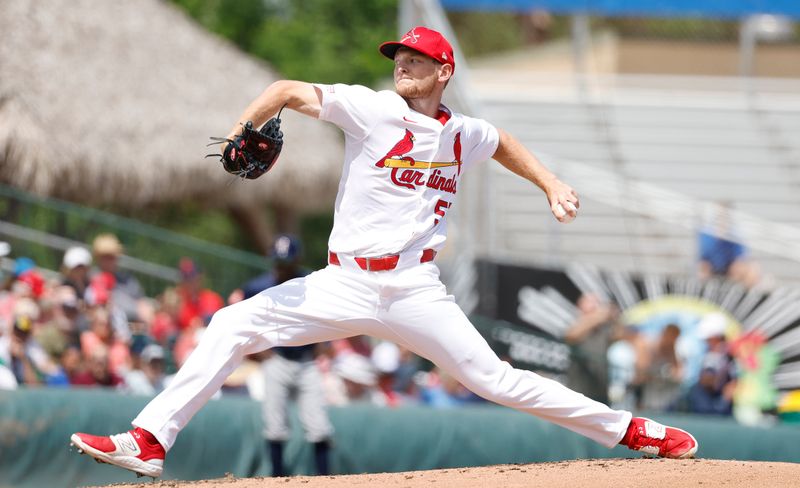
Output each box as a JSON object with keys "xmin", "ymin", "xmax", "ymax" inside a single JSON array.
[{"xmin": 434, "ymin": 199, "xmax": 451, "ymax": 225}]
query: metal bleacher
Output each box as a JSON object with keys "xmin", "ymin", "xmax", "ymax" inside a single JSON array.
[{"xmin": 469, "ymin": 72, "xmax": 800, "ymax": 285}]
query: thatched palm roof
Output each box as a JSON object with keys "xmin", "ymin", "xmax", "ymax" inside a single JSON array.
[{"xmin": 0, "ymin": 0, "xmax": 342, "ymax": 212}]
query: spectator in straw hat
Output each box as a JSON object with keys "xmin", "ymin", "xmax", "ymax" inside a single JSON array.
[{"xmin": 91, "ymin": 233, "xmax": 144, "ymax": 322}]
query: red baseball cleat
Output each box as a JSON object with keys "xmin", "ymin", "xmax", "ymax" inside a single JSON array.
[
  {"xmin": 620, "ymin": 417, "xmax": 699, "ymax": 459},
  {"xmin": 70, "ymin": 427, "xmax": 165, "ymax": 478}
]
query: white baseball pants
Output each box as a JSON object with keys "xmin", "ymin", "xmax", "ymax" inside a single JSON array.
[{"xmin": 133, "ymin": 258, "xmax": 631, "ymax": 451}]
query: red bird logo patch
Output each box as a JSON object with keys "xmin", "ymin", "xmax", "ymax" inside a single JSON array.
[
  {"xmin": 376, "ymin": 129, "xmax": 415, "ymax": 168},
  {"xmin": 374, "ymin": 130, "xmax": 463, "ymax": 194}
]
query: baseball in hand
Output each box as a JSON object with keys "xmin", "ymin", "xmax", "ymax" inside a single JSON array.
[{"xmin": 555, "ymin": 201, "xmax": 577, "ymax": 223}]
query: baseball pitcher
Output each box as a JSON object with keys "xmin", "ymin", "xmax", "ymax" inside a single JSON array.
[{"xmin": 70, "ymin": 26, "xmax": 698, "ymax": 478}]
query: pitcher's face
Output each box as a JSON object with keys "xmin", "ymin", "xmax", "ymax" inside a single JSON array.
[{"xmin": 393, "ymin": 47, "xmax": 444, "ymax": 99}]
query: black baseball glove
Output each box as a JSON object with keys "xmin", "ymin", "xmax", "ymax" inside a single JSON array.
[{"xmin": 207, "ymin": 105, "xmax": 286, "ymax": 180}]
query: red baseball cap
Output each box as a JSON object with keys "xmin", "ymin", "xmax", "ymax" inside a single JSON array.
[{"xmin": 379, "ymin": 26, "xmax": 455, "ymax": 73}]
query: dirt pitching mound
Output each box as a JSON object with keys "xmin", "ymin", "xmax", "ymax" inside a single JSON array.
[{"xmin": 101, "ymin": 458, "xmax": 799, "ymax": 488}]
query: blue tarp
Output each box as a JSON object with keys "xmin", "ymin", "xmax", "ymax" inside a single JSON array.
[{"xmin": 441, "ymin": 0, "xmax": 800, "ymax": 19}]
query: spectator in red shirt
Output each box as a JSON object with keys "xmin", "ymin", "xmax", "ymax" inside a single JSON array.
[
  {"xmin": 150, "ymin": 288, "xmax": 180, "ymax": 345},
  {"xmin": 175, "ymin": 258, "xmax": 223, "ymax": 331},
  {"xmin": 72, "ymin": 345, "xmax": 123, "ymax": 388},
  {"xmin": 91, "ymin": 234, "xmax": 145, "ymax": 323},
  {"xmin": 80, "ymin": 306, "xmax": 131, "ymax": 377}
]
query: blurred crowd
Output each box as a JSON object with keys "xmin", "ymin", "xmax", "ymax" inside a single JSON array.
[
  {"xmin": 557, "ymin": 199, "xmax": 771, "ymax": 421},
  {"xmin": 0, "ymin": 222, "xmax": 789, "ymax": 429},
  {"xmin": 564, "ymin": 291, "xmax": 782, "ymax": 426},
  {"xmin": 0, "ymin": 233, "xmax": 483, "ymax": 410}
]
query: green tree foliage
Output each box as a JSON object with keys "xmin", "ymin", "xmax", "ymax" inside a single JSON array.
[
  {"xmin": 447, "ymin": 11, "xmax": 526, "ymax": 57},
  {"xmin": 171, "ymin": 0, "xmax": 398, "ymax": 85}
]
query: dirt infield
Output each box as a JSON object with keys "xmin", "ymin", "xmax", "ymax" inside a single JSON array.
[{"xmin": 101, "ymin": 459, "xmax": 799, "ymax": 488}]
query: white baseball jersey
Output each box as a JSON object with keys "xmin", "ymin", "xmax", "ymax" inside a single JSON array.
[{"xmin": 314, "ymin": 83, "xmax": 499, "ymax": 256}]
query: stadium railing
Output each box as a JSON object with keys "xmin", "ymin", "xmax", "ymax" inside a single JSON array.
[{"xmin": 0, "ymin": 183, "xmax": 267, "ymax": 296}]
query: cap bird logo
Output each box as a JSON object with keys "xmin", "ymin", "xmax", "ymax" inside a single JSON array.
[{"xmin": 401, "ymin": 28, "xmax": 421, "ymax": 44}]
